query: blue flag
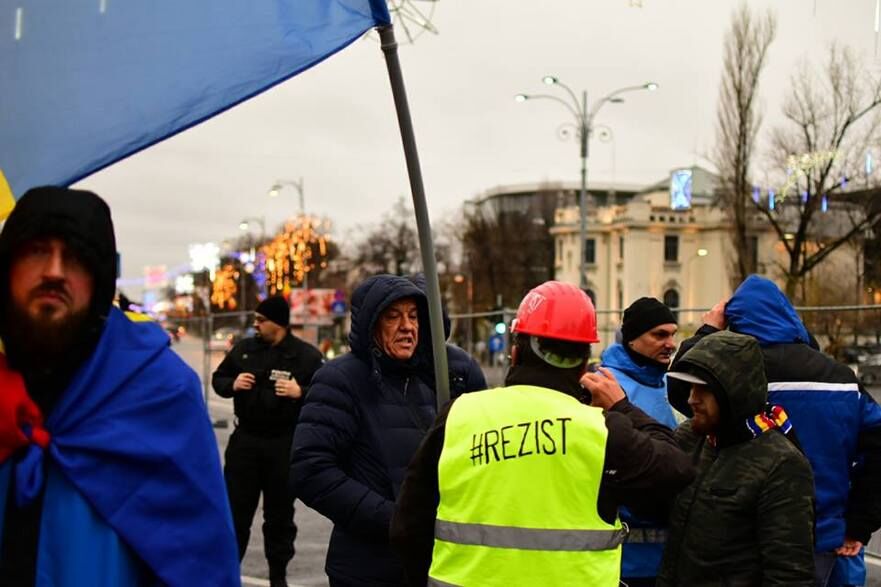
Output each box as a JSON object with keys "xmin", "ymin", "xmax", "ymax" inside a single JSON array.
[{"xmin": 0, "ymin": 1, "xmax": 391, "ymax": 215}]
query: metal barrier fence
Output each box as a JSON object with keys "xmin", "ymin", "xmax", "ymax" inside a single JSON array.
[
  {"xmin": 446, "ymin": 304, "xmax": 881, "ymax": 365},
  {"xmin": 173, "ymin": 304, "xmax": 881, "ymax": 400}
]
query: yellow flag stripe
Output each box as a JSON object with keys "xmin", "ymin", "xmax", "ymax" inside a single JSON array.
[{"xmin": 0, "ymin": 169, "xmax": 15, "ymax": 220}]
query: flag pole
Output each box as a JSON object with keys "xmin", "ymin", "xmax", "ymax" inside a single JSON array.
[{"xmin": 378, "ymin": 25, "xmax": 450, "ymax": 409}]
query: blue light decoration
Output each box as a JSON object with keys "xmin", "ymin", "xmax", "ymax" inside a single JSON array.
[
  {"xmin": 841, "ymin": 175, "xmax": 848, "ymax": 189},
  {"xmin": 822, "ymin": 195, "xmax": 829, "ymax": 212},
  {"xmin": 670, "ymin": 169, "xmax": 693, "ymax": 210},
  {"xmin": 801, "ymin": 190, "xmax": 809, "ymax": 203},
  {"xmin": 752, "ymin": 186, "xmax": 761, "ymax": 203},
  {"xmin": 768, "ymin": 190, "xmax": 776, "ymax": 211},
  {"xmin": 252, "ymin": 251, "xmax": 268, "ymax": 300},
  {"xmin": 867, "ymin": 152, "xmax": 875, "ymax": 176}
]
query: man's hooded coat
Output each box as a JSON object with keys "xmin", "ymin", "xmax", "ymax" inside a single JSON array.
[
  {"xmin": 659, "ymin": 331, "xmax": 815, "ymax": 586},
  {"xmin": 290, "ymin": 274, "xmax": 485, "ymax": 586}
]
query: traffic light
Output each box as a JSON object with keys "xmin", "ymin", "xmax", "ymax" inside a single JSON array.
[{"xmin": 495, "ymin": 320, "xmax": 507, "ymax": 335}]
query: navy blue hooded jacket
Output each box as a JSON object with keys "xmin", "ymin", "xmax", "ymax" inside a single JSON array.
[
  {"xmin": 290, "ymin": 275, "xmax": 485, "ymax": 586},
  {"xmin": 669, "ymin": 275, "xmax": 881, "ymax": 557}
]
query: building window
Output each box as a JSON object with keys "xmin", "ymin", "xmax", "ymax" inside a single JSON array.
[
  {"xmin": 664, "ymin": 235, "xmax": 679, "ymax": 263},
  {"xmin": 663, "ymin": 289, "xmax": 680, "ymax": 320},
  {"xmin": 556, "ymin": 239, "xmax": 562, "ymax": 262},
  {"xmin": 585, "ymin": 288, "xmax": 597, "ymax": 308},
  {"xmin": 618, "ymin": 235, "xmax": 624, "ymax": 260},
  {"xmin": 584, "ymin": 238, "xmax": 596, "ymax": 264}
]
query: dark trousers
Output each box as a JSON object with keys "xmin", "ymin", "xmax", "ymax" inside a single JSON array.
[
  {"xmin": 813, "ymin": 551, "xmax": 837, "ymax": 587},
  {"xmin": 224, "ymin": 428, "xmax": 296, "ymax": 577}
]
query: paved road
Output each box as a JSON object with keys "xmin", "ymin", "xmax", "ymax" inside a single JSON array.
[{"xmin": 174, "ymin": 336, "xmax": 881, "ymax": 586}]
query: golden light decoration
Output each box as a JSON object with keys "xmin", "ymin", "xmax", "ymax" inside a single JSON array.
[
  {"xmin": 211, "ymin": 263, "xmax": 240, "ymax": 310},
  {"xmin": 263, "ymin": 214, "xmax": 331, "ymax": 295}
]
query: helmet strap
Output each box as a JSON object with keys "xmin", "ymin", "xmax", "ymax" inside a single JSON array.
[{"xmin": 528, "ymin": 336, "xmax": 586, "ymax": 369}]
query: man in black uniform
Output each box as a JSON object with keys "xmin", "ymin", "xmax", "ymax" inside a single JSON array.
[{"xmin": 213, "ymin": 295, "xmax": 324, "ymax": 587}]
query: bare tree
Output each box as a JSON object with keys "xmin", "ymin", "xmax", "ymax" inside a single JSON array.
[
  {"xmin": 350, "ymin": 196, "xmax": 421, "ymax": 277},
  {"xmin": 459, "ymin": 188, "xmax": 561, "ymax": 311},
  {"xmin": 713, "ymin": 3, "xmax": 777, "ymax": 287},
  {"xmin": 760, "ymin": 44, "xmax": 881, "ymax": 299}
]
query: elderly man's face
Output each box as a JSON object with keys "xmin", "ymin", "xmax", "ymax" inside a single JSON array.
[
  {"xmin": 629, "ymin": 323, "xmax": 678, "ymax": 364},
  {"xmin": 688, "ymin": 383, "xmax": 721, "ymax": 435},
  {"xmin": 375, "ymin": 298, "xmax": 419, "ymax": 361},
  {"xmin": 10, "ymin": 237, "xmax": 94, "ymax": 325}
]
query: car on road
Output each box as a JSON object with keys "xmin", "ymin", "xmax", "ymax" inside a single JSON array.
[
  {"xmin": 209, "ymin": 327, "xmax": 240, "ymax": 352},
  {"xmin": 860, "ymin": 363, "xmax": 881, "ymax": 386},
  {"xmin": 843, "ymin": 344, "xmax": 881, "ymax": 365}
]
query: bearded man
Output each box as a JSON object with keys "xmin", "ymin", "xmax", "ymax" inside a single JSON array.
[{"xmin": 0, "ymin": 186, "xmax": 239, "ymax": 586}]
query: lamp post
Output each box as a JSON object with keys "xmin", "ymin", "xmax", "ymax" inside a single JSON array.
[
  {"xmin": 686, "ymin": 247, "xmax": 709, "ymax": 317},
  {"xmin": 268, "ymin": 179, "xmax": 308, "ymax": 328},
  {"xmin": 239, "ymin": 216, "xmax": 266, "ymax": 241},
  {"xmin": 516, "ymin": 77, "xmax": 658, "ymax": 290},
  {"xmin": 237, "ymin": 216, "xmax": 266, "ymax": 326}
]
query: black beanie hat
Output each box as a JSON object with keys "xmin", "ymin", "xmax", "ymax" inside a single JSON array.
[
  {"xmin": 621, "ymin": 297, "xmax": 677, "ymax": 343},
  {"xmin": 256, "ymin": 296, "xmax": 290, "ymax": 328},
  {"xmin": 0, "ymin": 186, "xmax": 117, "ymax": 322}
]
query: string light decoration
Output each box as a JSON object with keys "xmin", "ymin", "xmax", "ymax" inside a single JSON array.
[
  {"xmin": 211, "ymin": 263, "xmax": 240, "ymax": 310},
  {"xmin": 263, "ymin": 215, "xmax": 331, "ymax": 295}
]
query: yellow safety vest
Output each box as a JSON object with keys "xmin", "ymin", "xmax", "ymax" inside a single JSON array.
[{"xmin": 429, "ymin": 385, "xmax": 625, "ymax": 587}]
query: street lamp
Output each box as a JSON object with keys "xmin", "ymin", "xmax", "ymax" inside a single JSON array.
[
  {"xmin": 239, "ymin": 216, "xmax": 266, "ymax": 239},
  {"xmin": 269, "ymin": 178, "xmax": 305, "ymax": 215},
  {"xmin": 516, "ymin": 77, "xmax": 658, "ymax": 290},
  {"xmin": 268, "ymin": 178, "xmax": 309, "ymax": 329},
  {"xmin": 686, "ymin": 248, "xmax": 710, "ymax": 315},
  {"xmin": 236, "ymin": 216, "xmax": 266, "ymax": 326}
]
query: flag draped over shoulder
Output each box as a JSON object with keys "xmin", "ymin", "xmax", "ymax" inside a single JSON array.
[{"xmin": 0, "ymin": 0, "xmax": 391, "ymax": 214}]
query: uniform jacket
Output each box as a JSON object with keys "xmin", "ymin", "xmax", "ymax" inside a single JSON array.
[
  {"xmin": 601, "ymin": 342, "xmax": 676, "ymax": 578},
  {"xmin": 667, "ymin": 276, "xmax": 881, "ymax": 559},
  {"xmin": 659, "ymin": 330, "xmax": 816, "ymax": 587},
  {"xmin": 213, "ymin": 332, "xmax": 324, "ymax": 435},
  {"xmin": 290, "ymin": 275, "xmax": 486, "ymax": 586},
  {"xmin": 0, "ymin": 308, "xmax": 240, "ymax": 586}
]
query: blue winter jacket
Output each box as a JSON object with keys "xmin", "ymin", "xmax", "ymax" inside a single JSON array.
[
  {"xmin": 728, "ymin": 276, "xmax": 881, "ymax": 585},
  {"xmin": 0, "ymin": 308, "xmax": 240, "ymax": 586},
  {"xmin": 602, "ymin": 343, "xmax": 676, "ymax": 578},
  {"xmin": 290, "ymin": 275, "xmax": 486, "ymax": 586},
  {"xmin": 669, "ymin": 276, "xmax": 881, "ymax": 585}
]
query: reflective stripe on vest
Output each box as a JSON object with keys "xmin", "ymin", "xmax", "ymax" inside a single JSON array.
[
  {"xmin": 624, "ymin": 527, "xmax": 668, "ymax": 544},
  {"xmin": 429, "ymin": 385, "xmax": 622, "ymax": 587},
  {"xmin": 435, "ymin": 520, "xmax": 627, "ymax": 551}
]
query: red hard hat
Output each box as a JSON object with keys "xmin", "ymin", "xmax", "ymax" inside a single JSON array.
[{"xmin": 511, "ymin": 281, "xmax": 599, "ymax": 344}]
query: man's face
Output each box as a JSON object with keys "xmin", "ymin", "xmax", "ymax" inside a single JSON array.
[
  {"xmin": 375, "ymin": 298, "xmax": 419, "ymax": 361},
  {"xmin": 688, "ymin": 383, "xmax": 721, "ymax": 435},
  {"xmin": 254, "ymin": 313, "xmax": 286, "ymax": 344},
  {"xmin": 10, "ymin": 236, "xmax": 94, "ymax": 326},
  {"xmin": 629, "ymin": 323, "xmax": 678, "ymax": 364}
]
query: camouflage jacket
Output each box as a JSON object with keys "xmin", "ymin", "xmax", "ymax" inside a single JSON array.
[{"xmin": 657, "ymin": 331, "xmax": 816, "ymax": 587}]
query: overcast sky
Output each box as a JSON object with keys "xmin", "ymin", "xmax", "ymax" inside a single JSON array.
[{"xmin": 74, "ymin": 0, "xmax": 874, "ymax": 289}]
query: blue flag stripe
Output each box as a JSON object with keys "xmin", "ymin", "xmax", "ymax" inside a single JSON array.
[{"xmin": 0, "ymin": 1, "xmax": 391, "ymax": 199}]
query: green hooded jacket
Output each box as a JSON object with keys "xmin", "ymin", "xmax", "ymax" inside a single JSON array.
[{"xmin": 658, "ymin": 331, "xmax": 815, "ymax": 587}]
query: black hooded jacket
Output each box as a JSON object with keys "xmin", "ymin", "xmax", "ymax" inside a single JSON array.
[
  {"xmin": 658, "ymin": 331, "xmax": 815, "ymax": 587},
  {"xmin": 289, "ymin": 275, "xmax": 486, "ymax": 586}
]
